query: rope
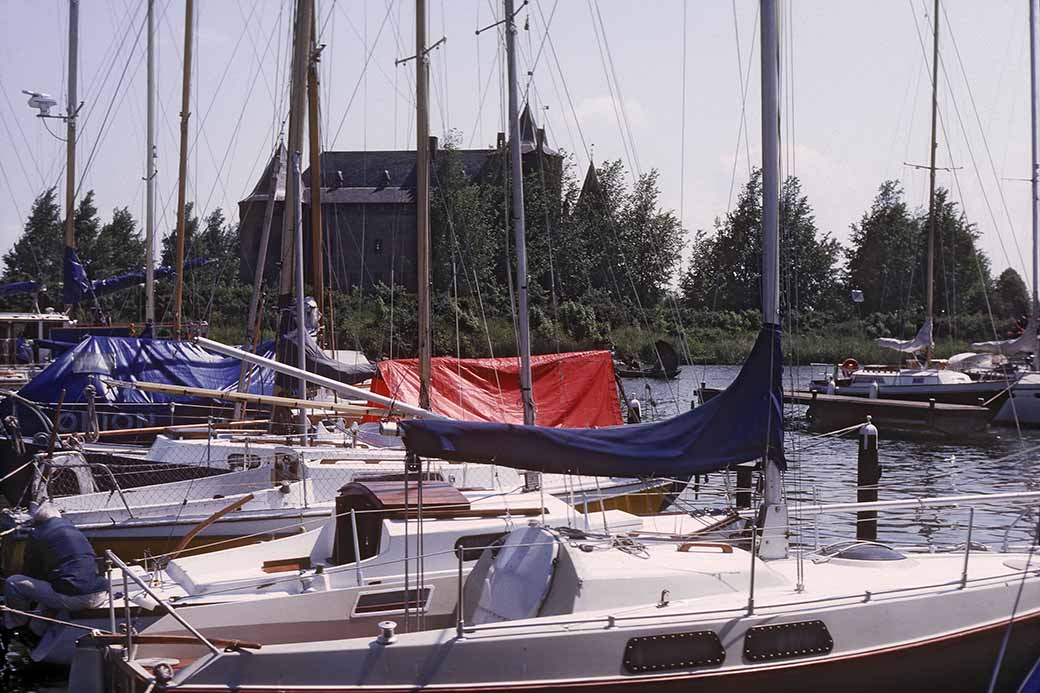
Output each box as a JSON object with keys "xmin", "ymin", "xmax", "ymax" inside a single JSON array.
[{"xmin": 0, "ymin": 605, "xmax": 113, "ymax": 634}]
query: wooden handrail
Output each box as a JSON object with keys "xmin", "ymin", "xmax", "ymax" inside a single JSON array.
[{"xmin": 168, "ymin": 494, "xmax": 255, "ymax": 559}]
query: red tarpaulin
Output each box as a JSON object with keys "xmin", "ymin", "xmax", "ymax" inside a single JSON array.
[{"xmin": 370, "ymin": 351, "xmax": 622, "ymax": 427}]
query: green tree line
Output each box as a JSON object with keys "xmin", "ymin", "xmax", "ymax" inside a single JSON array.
[{"xmin": 0, "ymin": 158, "xmax": 1030, "ymax": 363}]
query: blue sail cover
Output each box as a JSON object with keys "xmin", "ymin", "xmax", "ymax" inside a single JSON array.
[
  {"xmin": 62, "ymin": 247, "xmax": 92, "ymax": 305},
  {"xmin": 4, "ymin": 336, "xmax": 275, "ymax": 435},
  {"xmin": 0, "ymin": 281, "xmax": 41, "ymax": 297},
  {"xmin": 400, "ymin": 324, "xmax": 785, "ymax": 477},
  {"xmin": 90, "ymin": 257, "xmax": 214, "ymax": 297}
]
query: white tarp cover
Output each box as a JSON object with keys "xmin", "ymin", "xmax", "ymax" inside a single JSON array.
[
  {"xmin": 470, "ymin": 526, "xmax": 558, "ymax": 625},
  {"xmin": 946, "ymin": 352, "xmax": 1008, "ymax": 371},
  {"xmin": 876, "ymin": 319, "xmax": 933, "ymax": 354},
  {"xmin": 971, "ymin": 317, "xmax": 1037, "ymax": 354}
]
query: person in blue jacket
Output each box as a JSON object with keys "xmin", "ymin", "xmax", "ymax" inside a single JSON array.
[{"xmin": 2, "ymin": 500, "xmax": 107, "ymax": 650}]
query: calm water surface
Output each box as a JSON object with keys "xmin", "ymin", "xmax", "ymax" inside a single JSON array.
[
  {"xmin": 636, "ymin": 364, "xmax": 1040, "ymax": 549},
  {"xmin": 7, "ymin": 364, "xmax": 1040, "ymax": 690}
]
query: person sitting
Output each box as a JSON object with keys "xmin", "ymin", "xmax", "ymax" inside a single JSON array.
[
  {"xmin": 627, "ymin": 394, "xmax": 642, "ymax": 424},
  {"xmin": 2, "ymin": 500, "xmax": 107, "ymax": 657}
]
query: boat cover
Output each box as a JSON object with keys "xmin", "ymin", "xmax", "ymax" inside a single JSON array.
[
  {"xmin": 0, "ymin": 281, "xmax": 41, "ymax": 296},
  {"xmin": 371, "ymin": 350, "xmax": 622, "ymax": 427},
  {"xmin": 876, "ymin": 319, "xmax": 932, "ymax": 353},
  {"xmin": 279, "ymin": 329, "xmax": 378, "ymax": 385},
  {"xmin": 3, "ymin": 337, "xmax": 274, "ymax": 431},
  {"xmin": 971, "ymin": 316, "xmax": 1037, "ymax": 354},
  {"xmin": 63, "ymin": 247, "xmax": 91, "ymax": 305},
  {"xmin": 399, "ymin": 325, "xmax": 784, "ymax": 476},
  {"xmin": 90, "ymin": 258, "xmax": 213, "ymax": 297}
]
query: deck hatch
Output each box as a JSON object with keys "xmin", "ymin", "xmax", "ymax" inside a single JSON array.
[
  {"xmin": 622, "ymin": 630, "xmax": 725, "ymax": 673},
  {"xmin": 743, "ymin": 620, "xmax": 833, "ymax": 662}
]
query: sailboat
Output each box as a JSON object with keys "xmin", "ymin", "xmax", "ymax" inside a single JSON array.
[
  {"xmin": 77, "ymin": 1, "xmax": 1040, "ymax": 690},
  {"xmin": 813, "ymin": 1, "xmax": 1022, "ymax": 416}
]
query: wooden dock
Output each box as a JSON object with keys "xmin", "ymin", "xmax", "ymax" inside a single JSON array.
[{"xmin": 698, "ymin": 387, "xmax": 992, "ymax": 438}]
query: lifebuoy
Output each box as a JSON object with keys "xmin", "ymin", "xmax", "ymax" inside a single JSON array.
[{"xmin": 840, "ymin": 357, "xmax": 860, "ymax": 377}]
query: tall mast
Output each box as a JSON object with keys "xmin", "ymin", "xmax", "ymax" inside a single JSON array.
[
  {"xmin": 291, "ymin": 151, "xmax": 308, "ymax": 442},
  {"xmin": 278, "ymin": 0, "xmax": 314, "ymax": 328},
  {"xmin": 505, "ymin": 0, "xmax": 535, "ymax": 426},
  {"xmin": 925, "ymin": 0, "xmax": 940, "ymax": 364},
  {"xmin": 307, "ymin": 12, "xmax": 325, "ymax": 326},
  {"xmin": 145, "ymin": 0, "xmax": 156, "ymax": 324},
  {"xmin": 63, "ymin": 0, "xmax": 79, "ymax": 281},
  {"xmin": 758, "ymin": 0, "xmax": 786, "ymax": 561},
  {"xmin": 1031, "ymin": 0, "xmax": 1039, "ymax": 369},
  {"xmin": 172, "ymin": 0, "xmax": 195, "ymax": 337},
  {"xmin": 416, "ymin": 0, "xmax": 432, "ymax": 410}
]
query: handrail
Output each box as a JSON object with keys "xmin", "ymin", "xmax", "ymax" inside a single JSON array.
[
  {"xmin": 737, "ymin": 490, "xmax": 1040, "ymax": 518},
  {"xmin": 105, "ymin": 550, "xmax": 222, "ymax": 656}
]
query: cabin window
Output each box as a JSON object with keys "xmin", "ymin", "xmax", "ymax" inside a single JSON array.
[
  {"xmin": 743, "ymin": 620, "xmax": 833, "ymax": 662},
  {"xmin": 912, "ymin": 377, "xmax": 925, "ymax": 384},
  {"xmin": 454, "ymin": 533, "xmax": 507, "ymax": 562},
  {"xmin": 227, "ymin": 453, "xmax": 262, "ymax": 471},
  {"xmin": 353, "ymin": 587, "xmax": 431, "ymax": 615},
  {"xmin": 623, "ymin": 631, "xmax": 725, "ymax": 673}
]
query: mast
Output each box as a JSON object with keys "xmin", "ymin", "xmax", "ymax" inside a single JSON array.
[
  {"xmin": 292, "ymin": 151, "xmax": 309, "ymax": 442},
  {"xmin": 172, "ymin": 0, "xmax": 195, "ymax": 337},
  {"xmin": 505, "ymin": 0, "xmax": 535, "ymax": 426},
  {"xmin": 307, "ymin": 14, "xmax": 325, "ymax": 330},
  {"xmin": 1031, "ymin": 0, "xmax": 1039, "ymax": 369},
  {"xmin": 925, "ymin": 0, "xmax": 940, "ymax": 364},
  {"xmin": 757, "ymin": 0, "xmax": 787, "ymax": 561},
  {"xmin": 145, "ymin": 0, "xmax": 156, "ymax": 324},
  {"xmin": 278, "ymin": 0, "xmax": 314, "ymax": 329},
  {"xmin": 234, "ymin": 143, "xmax": 284, "ymax": 417},
  {"xmin": 416, "ymin": 0, "xmax": 432, "ymax": 410},
  {"xmin": 63, "ymin": 0, "xmax": 79, "ymax": 295}
]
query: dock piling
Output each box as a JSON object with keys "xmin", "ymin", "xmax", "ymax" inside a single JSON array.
[{"xmin": 857, "ymin": 417, "xmax": 881, "ymax": 541}]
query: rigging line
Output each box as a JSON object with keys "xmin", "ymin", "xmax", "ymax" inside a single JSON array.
[
  {"xmin": 907, "ymin": 0, "xmax": 1020, "ymax": 283},
  {"xmin": 940, "ymin": 2, "xmax": 1027, "ymax": 281},
  {"xmin": 592, "ymin": 1, "xmax": 640, "ymax": 178},
  {"xmin": 327, "ymin": 0, "xmax": 397, "ymax": 150},
  {"xmin": 232, "ymin": 0, "xmax": 283, "ymax": 114},
  {"xmin": 533, "ymin": 2, "xmax": 589, "ymax": 165},
  {"xmin": 522, "ymin": 0, "xmax": 560, "ymax": 101},
  {"xmin": 586, "ymin": 0, "xmax": 636, "ymax": 185},
  {"xmin": 467, "ymin": 45, "xmax": 503, "ymax": 149},
  {"xmin": 338, "ymin": 0, "xmax": 414, "ymax": 109},
  {"xmin": 0, "ymin": 76, "xmax": 47, "ymax": 188},
  {"xmin": 75, "ymin": 6, "xmax": 148, "ymax": 201},
  {"xmin": 726, "ymin": 0, "xmax": 759, "ymax": 213},
  {"xmin": 199, "ymin": 8, "xmax": 273, "ymax": 219}
]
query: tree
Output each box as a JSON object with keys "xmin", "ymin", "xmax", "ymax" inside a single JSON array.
[
  {"xmin": 845, "ymin": 181, "xmax": 919, "ymax": 314},
  {"xmin": 917, "ymin": 188, "xmax": 991, "ymax": 321},
  {"xmin": 991, "ymin": 268, "xmax": 1030, "ymax": 320},
  {"xmin": 2, "ymin": 188, "xmax": 63, "ymax": 293},
  {"xmin": 682, "ymin": 170, "xmax": 840, "ymax": 314},
  {"xmin": 615, "ymin": 169, "xmax": 685, "ymax": 307}
]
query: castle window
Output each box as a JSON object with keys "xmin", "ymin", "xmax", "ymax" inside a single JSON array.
[{"xmin": 373, "ymin": 239, "xmax": 384, "ymax": 254}]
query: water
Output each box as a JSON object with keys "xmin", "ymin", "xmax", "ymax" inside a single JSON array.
[
  {"xmin": 7, "ymin": 365, "xmax": 1040, "ymax": 690},
  {"xmin": 631, "ymin": 364, "xmax": 1040, "ymax": 549}
]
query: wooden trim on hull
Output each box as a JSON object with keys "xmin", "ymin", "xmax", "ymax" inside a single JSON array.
[{"xmin": 112, "ymin": 609, "xmax": 1040, "ymax": 692}]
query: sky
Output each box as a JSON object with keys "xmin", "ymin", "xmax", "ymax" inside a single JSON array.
[{"xmin": 0, "ymin": 0, "xmax": 1036, "ymax": 295}]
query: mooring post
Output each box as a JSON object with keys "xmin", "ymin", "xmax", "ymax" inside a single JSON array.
[
  {"xmin": 736, "ymin": 464, "xmax": 753, "ymax": 510},
  {"xmin": 857, "ymin": 416, "xmax": 880, "ymax": 541}
]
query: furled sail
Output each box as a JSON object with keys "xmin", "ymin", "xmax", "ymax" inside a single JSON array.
[
  {"xmin": 0, "ymin": 281, "xmax": 42, "ymax": 297},
  {"xmin": 875, "ymin": 319, "xmax": 932, "ymax": 354},
  {"xmin": 970, "ymin": 317, "xmax": 1036, "ymax": 354},
  {"xmin": 90, "ymin": 258, "xmax": 214, "ymax": 297},
  {"xmin": 399, "ymin": 324, "xmax": 784, "ymax": 477}
]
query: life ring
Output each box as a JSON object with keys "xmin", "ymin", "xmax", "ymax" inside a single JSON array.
[{"xmin": 840, "ymin": 358, "xmax": 860, "ymax": 378}]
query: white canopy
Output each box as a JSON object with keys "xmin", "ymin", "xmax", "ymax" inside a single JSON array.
[
  {"xmin": 971, "ymin": 317, "xmax": 1037, "ymax": 354},
  {"xmin": 875, "ymin": 319, "xmax": 932, "ymax": 354}
]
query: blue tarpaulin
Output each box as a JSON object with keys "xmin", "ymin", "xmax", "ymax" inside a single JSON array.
[
  {"xmin": 0, "ymin": 281, "xmax": 41, "ymax": 297},
  {"xmin": 90, "ymin": 257, "xmax": 214, "ymax": 297},
  {"xmin": 16, "ymin": 336, "xmax": 274, "ymax": 405},
  {"xmin": 400, "ymin": 324, "xmax": 785, "ymax": 477},
  {"xmin": 62, "ymin": 247, "xmax": 91, "ymax": 305}
]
